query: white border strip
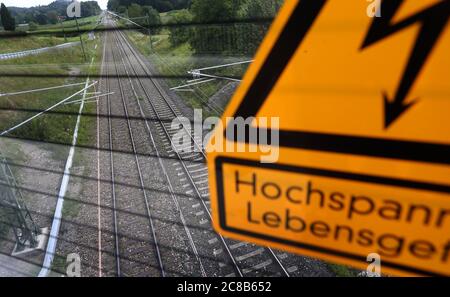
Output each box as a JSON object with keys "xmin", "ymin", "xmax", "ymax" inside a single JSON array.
[
  {"xmin": 106, "ymin": 10, "xmax": 147, "ymax": 30},
  {"xmin": 38, "ymin": 59, "xmax": 97, "ymax": 277}
]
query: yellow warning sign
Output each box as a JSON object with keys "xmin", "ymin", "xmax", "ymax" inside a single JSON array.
[{"xmin": 207, "ymin": 0, "xmax": 450, "ymax": 276}]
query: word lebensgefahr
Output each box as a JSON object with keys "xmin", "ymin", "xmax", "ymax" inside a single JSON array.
[{"xmin": 233, "ymin": 169, "xmax": 450, "ymax": 265}]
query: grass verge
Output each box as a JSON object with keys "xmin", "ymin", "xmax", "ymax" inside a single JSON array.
[
  {"xmin": 29, "ymin": 16, "xmax": 101, "ymax": 38},
  {"xmin": 0, "ymin": 35, "xmax": 79, "ymax": 54},
  {"xmin": 124, "ymin": 28, "xmax": 250, "ymax": 117},
  {"xmin": 0, "ymin": 32, "xmax": 102, "ymax": 149},
  {"xmin": 0, "ymin": 30, "xmax": 103, "ymax": 248}
]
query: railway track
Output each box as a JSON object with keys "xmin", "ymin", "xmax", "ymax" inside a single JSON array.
[
  {"xmin": 0, "ymin": 15, "xmax": 334, "ymax": 279},
  {"xmin": 101, "ymin": 29, "xmax": 163, "ymax": 277},
  {"xmin": 150, "ymin": 52, "xmax": 225, "ymax": 116},
  {"xmin": 92, "ymin": 14, "xmax": 329, "ymax": 276},
  {"xmin": 108, "ymin": 24, "xmax": 300, "ymax": 276},
  {"xmin": 99, "ymin": 22, "xmax": 212, "ymax": 277}
]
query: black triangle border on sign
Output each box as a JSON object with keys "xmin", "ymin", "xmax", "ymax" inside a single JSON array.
[{"xmin": 225, "ymin": 0, "xmax": 450, "ymax": 165}]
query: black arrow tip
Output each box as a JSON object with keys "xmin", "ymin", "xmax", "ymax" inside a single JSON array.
[{"xmin": 383, "ymin": 93, "xmax": 417, "ymax": 129}]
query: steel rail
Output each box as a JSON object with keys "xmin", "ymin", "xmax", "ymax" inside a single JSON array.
[
  {"xmin": 115, "ymin": 30, "xmax": 245, "ymax": 277},
  {"xmin": 104, "ymin": 30, "xmax": 122, "ymax": 277},
  {"xmin": 117, "ymin": 29, "xmax": 291, "ymax": 277},
  {"xmin": 111, "ymin": 28, "xmax": 207, "ymax": 277},
  {"xmin": 110, "ymin": 31, "xmax": 165, "ymax": 277}
]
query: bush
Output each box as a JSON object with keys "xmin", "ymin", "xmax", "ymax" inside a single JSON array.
[
  {"xmin": 189, "ymin": 0, "xmax": 283, "ymax": 56},
  {"xmin": 168, "ymin": 10, "xmax": 193, "ymax": 47},
  {"xmin": 28, "ymin": 22, "xmax": 38, "ymax": 31}
]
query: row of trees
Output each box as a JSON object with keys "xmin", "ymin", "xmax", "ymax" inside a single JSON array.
[
  {"xmin": 108, "ymin": 0, "xmax": 191, "ymax": 13},
  {"xmin": 8, "ymin": 1, "xmax": 101, "ymax": 27},
  {"xmin": 174, "ymin": 0, "xmax": 283, "ymax": 56}
]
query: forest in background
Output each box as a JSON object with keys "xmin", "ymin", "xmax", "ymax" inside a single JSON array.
[
  {"xmin": 108, "ymin": 0, "xmax": 191, "ymax": 13},
  {"xmin": 6, "ymin": 0, "xmax": 101, "ymax": 26},
  {"xmin": 109, "ymin": 0, "xmax": 283, "ymax": 56}
]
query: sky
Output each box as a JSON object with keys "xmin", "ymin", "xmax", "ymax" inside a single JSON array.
[{"xmin": 1, "ymin": 0, "xmax": 108, "ymax": 10}]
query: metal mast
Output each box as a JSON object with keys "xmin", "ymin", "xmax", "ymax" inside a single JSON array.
[{"xmin": 0, "ymin": 152, "xmax": 39, "ymax": 250}]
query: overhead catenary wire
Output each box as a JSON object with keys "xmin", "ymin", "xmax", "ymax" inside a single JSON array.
[
  {"xmin": 187, "ymin": 71, "xmax": 242, "ymax": 82},
  {"xmin": 150, "ymin": 50, "xmax": 224, "ymax": 114},
  {"xmin": 0, "ymin": 81, "xmax": 98, "ymax": 137},
  {"xmin": 170, "ymin": 78, "xmax": 216, "ymax": 90},
  {"xmin": 0, "ymin": 82, "xmax": 87, "ymax": 97},
  {"xmin": 190, "ymin": 60, "xmax": 254, "ymax": 73},
  {"xmin": 105, "ymin": 10, "xmax": 147, "ymax": 31},
  {"xmin": 63, "ymin": 92, "xmax": 115, "ymax": 105}
]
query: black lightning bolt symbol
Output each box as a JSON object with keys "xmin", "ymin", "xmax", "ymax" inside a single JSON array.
[{"xmin": 361, "ymin": 0, "xmax": 450, "ymax": 129}]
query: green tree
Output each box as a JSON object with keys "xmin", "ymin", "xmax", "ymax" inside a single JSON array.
[
  {"xmin": 128, "ymin": 3, "xmax": 143, "ymax": 19},
  {"xmin": 168, "ymin": 9, "xmax": 192, "ymax": 47},
  {"xmin": 5, "ymin": 1, "xmax": 101, "ymax": 28},
  {"xmin": 233, "ymin": 0, "xmax": 283, "ymax": 55},
  {"xmin": 81, "ymin": 1, "xmax": 102, "ymax": 17},
  {"xmin": 188, "ymin": 0, "xmax": 282, "ymax": 56},
  {"xmin": 191, "ymin": 0, "xmax": 236, "ymax": 23},
  {"xmin": 46, "ymin": 10, "xmax": 59, "ymax": 25},
  {"xmin": 108, "ymin": 0, "xmax": 120, "ymax": 11},
  {"xmin": 107, "ymin": 0, "xmax": 190, "ymax": 13},
  {"xmin": 0, "ymin": 3, "xmax": 16, "ymax": 31},
  {"xmin": 142, "ymin": 6, "xmax": 161, "ymax": 26},
  {"xmin": 189, "ymin": 0, "xmax": 238, "ymax": 54},
  {"xmin": 35, "ymin": 13, "xmax": 48, "ymax": 25},
  {"xmin": 117, "ymin": 6, "xmax": 127, "ymax": 14}
]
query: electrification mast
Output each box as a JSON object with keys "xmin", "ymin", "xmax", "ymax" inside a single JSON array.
[{"xmin": 0, "ymin": 152, "xmax": 39, "ymax": 250}]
